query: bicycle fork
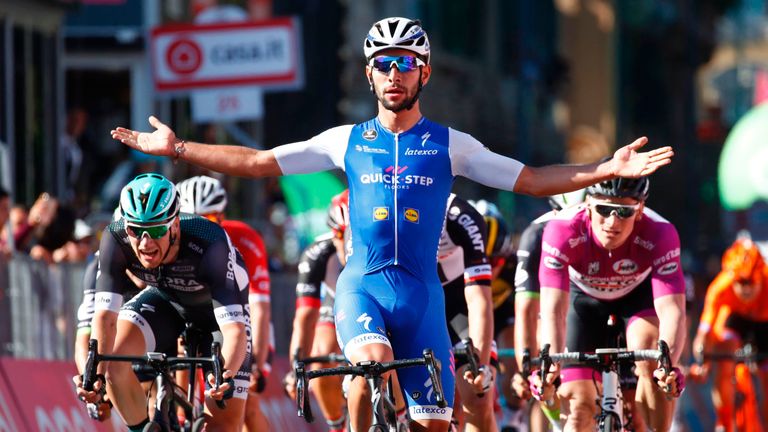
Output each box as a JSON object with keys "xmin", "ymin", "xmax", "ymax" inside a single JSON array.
[{"xmin": 600, "ymin": 370, "xmax": 623, "ymax": 429}]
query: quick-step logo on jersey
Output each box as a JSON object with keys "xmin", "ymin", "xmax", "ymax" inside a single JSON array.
[{"xmin": 359, "ymin": 166, "xmax": 435, "ymax": 189}]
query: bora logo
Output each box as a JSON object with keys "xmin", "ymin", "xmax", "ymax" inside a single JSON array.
[
  {"xmin": 373, "ymin": 207, "xmax": 389, "ymax": 221},
  {"xmin": 404, "ymin": 208, "xmax": 419, "ymax": 223}
]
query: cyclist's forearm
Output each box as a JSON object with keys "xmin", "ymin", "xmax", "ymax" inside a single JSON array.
[
  {"xmin": 176, "ymin": 142, "xmax": 282, "ymax": 178},
  {"xmin": 514, "ymin": 296, "xmax": 540, "ymax": 369},
  {"xmin": 220, "ymin": 322, "xmax": 247, "ymax": 373},
  {"xmin": 540, "ymin": 287, "xmax": 568, "ymax": 354},
  {"xmin": 250, "ymin": 300, "xmax": 271, "ymax": 368},
  {"xmin": 465, "ymin": 284, "xmax": 493, "ymax": 364},
  {"xmin": 289, "ymin": 306, "xmax": 320, "ymax": 359},
  {"xmin": 75, "ymin": 330, "xmax": 91, "ymax": 373},
  {"xmin": 514, "ymin": 162, "xmax": 611, "ymax": 197},
  {"xmin": 90, "ymin": 310, "xmax": 118, "ymax": 374},
  {"xmin": 655, "ymin": 294, "xmax": 687, "ymax": 364}
]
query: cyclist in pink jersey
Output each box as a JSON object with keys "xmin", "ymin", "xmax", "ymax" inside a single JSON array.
[{"xmin": 537, "ymin": 171, "xmax": 686, "ymax": 431}]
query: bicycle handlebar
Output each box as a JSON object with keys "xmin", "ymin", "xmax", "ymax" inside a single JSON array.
[
  {"xmin": 296, "ymin": 348, "xmax": 447, "ymax": 423},
  {"xmin": 81, "ymin": 338, "xmax": 229, "ymax": 408}
]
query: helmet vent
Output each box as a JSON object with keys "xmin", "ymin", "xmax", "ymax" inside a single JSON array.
[
  {"xmin": 151, "ymin": 188, "xmax": 168, "ymax": 213},
  {"xmin": 387, "ymin": 20, "xmax": 399, "ymax": 36},
  {"xmin": 374, "ymin": 23, "xmax": 384, "ymax": 37},
  {"xmin": 401, "ymin": 20, "xmax": 416, "ymax": 35}
]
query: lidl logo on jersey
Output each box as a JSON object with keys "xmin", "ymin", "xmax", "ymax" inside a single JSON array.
[
  {"xmin": 404, "ymin": 208, "xmax": 420, "ymax": 223},
  {"xmin": 362, "ymin": 129, "xmax": 378, "ymax": 141},
  {"xmin": 373, "ymin": 207, "xmax": 390, "ymax": 221}
]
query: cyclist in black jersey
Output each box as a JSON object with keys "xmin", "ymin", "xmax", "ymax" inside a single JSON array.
[
  {"xmin": 284, "ymin": 190, "xmax": 349, "ymax": 432},
  {"xmin": 74, "ymin": 173, "xmax": 251, "ymax": 432},
  {"xmin": 438, "ymin": 194, "xmax": 496, "ymax": 432}
]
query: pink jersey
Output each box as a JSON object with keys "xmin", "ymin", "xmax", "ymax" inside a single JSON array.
[{"xmin": 539, "ymin": 205, "xmax": 684, "ymax": 301}]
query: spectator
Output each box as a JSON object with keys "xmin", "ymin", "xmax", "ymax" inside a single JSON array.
[
  {"xmin": 25, "ymin": 194, "xmax": 76, "ymax": 264},
  {"xmin": 60, "ymin": 108, "xmax": 87, "ymax": 203},
  {"xmin": 53, "ymin": 219, "xmax": 95, "ymax": 263}
]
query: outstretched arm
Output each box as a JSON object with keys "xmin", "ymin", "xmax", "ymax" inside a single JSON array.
[
  {"xmin": 111, "ymin": 116, "xmax": 282, "ymax": 178},
  {"xmin": 514, "ymin": 137, "xmax": 673, "ymax": 196}
]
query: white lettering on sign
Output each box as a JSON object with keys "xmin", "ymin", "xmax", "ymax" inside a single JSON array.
[{"xmin": 152, "ymin": 19, "xmax": 303, "ymax": 91}]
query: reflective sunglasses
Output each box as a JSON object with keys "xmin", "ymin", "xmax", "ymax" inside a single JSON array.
[
  {"xmin": 369, "ymin": 55, "xmax": 425, "ymax": 73},
  {"xmin": 126, "ymin": 221, "xmax": 172, "ymax": 240},
  {"xmin": 591, "ymin": 202, "xmax": 640, "ymax": 219}
]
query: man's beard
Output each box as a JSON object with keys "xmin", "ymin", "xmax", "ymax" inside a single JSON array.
[{"xmin": 373, "ymin": 81, "xmax": 415, "ymax": 113}]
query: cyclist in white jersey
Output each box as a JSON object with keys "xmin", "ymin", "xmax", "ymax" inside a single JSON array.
[
  {"xmin": 110, "ymin": 17, "xmax": 673, "ymax": 432},
  {"xmin": 536, "ymin": 173, "xmax": 686, "ymax": 431}
]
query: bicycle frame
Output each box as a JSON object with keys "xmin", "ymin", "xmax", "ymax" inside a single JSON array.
[{"xmin": 296, "ymin": 349, "xmax": 447, "ymax": 430}]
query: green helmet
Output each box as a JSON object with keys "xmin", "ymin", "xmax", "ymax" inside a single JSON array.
[{"xmin": 119, "ymin": 173, "xmax": 180, "ymax": 225}]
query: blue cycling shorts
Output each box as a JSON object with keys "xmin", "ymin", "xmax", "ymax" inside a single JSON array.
[{"xmin": 334, "ymin": 266, "xmax": 455, "ymax": 422}]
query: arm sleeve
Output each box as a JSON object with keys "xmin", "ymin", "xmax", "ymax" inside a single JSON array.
[
  {"xmin": 515, "ymin": 221, "xmax": 545, "ymax": 296},
  {"xmin": 295, "ymin": 243, "xmax": 331, "ymax": 309},
  {"xmin": 201, "ymin": 238, "xmax": 249, "ymax": 327},
  {"xmin": 650, "ymin": 224, "xmax": 686, "ymax": 299},
  {"xmin": 698, "ymin": 274, "xmax": 729, "ymax": 333},
  {"xmin": 94, "ymin": 230, "xmax": 132, "ymax": 312},
  {"xmin": 449, "ymin": 128, "xmax": 524, "ymax": 191},
  {"xmin": 445, "ymin": 199, "xmax": 491, "ymax": 285},
  {"xmin": 538, "ymin": 220, "xmax": 572, "ymax": 291},
  {"xmin": 272, "ymin": 125, "xmax": 353, "ymax": 174}
]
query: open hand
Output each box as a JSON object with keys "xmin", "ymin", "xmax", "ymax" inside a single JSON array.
[
  {"xmin": 110, "ymin": 116, "xmax": 177, "ymax": 157},
  {"xmin": 611, "ymin": 137, "xmax": 674, "ymax": 178}
]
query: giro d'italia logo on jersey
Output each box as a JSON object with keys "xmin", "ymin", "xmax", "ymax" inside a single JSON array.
[{"xmin": 359, "ymin": 166, "xmax": 435, "ymax": 190}]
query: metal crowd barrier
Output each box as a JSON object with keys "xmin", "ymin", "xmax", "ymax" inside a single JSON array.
[{"xmin": 0, "ymin": 255, "xmax": 299, "ymax": 360}]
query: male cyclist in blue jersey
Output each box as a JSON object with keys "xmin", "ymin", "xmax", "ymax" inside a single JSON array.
[{"xmin": 111, "ymin": 17, "xmax": 673, "ymax": 432}]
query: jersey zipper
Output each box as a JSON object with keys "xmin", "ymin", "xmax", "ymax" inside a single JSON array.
[{"xmin": 394, "ymin": 132, "xmax": 400, "ymax": 265}]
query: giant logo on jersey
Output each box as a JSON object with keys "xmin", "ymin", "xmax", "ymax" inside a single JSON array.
[{"xmin": 359, "ymin": 166, "xmax": 435, "ymax": 189}]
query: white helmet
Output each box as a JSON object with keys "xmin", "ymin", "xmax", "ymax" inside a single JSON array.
[
  {"xmin": 364, "ymin": 17, "xmax": 431, "ymax": 64},
  {"xmin": 177, "ymin": 175, "xmax": 228, "ymax": 215},
  {"xmin": 548, "ymin": 189, "xmax": 587, "ymax": 211}
]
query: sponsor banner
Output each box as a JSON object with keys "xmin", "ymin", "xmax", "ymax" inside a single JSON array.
[
  {"xmin": 0, "ymin": 358, "xmax": 123, "ymax": 431},
  {"xmin": 0, "ymin": 357, "xmax": 326, "ymax": 432}
]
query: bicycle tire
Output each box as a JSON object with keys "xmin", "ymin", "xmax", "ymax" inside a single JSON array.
[
  {"xmin": 367, "ymin": 425, "xmax": 387, "ymax": 432},
  {"xmin": 598, "ymin": 414, "xmax": 620, "ymax": 432},
  {"xmin": 190, "ymin": 417, "xmax": 205, "ymax": 432},
  {"xmin": 142, "ymin": 421, "xmax": 162, "ymax": 432}
]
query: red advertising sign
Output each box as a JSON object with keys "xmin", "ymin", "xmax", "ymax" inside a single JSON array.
[
  {"xmin": 0, "ymin": 358, "xmax": 123, "ymax": 432},
  {"xmin": 151, "ymin": 18, "xmax": 304, "ymax": 92},
  {"xmin": 0, "ymin": 365, "xmax": 26, "ymax": 432}
]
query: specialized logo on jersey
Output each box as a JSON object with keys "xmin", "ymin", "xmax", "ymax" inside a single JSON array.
[
  {"xmin": 356, "ymin": 313, "xmax": 373, "ymax": 331},
  {"xmin": 362, "ymin": 129, "xmax": 378, "ymax": 141},
  {"xmin": 420, "ymin": 131, "xmax": 431, "ymax": 147},
  {"xmin": 543, "ymin": 256, "xmax": 564, "ymax": 270},
  {"xmin": 613, "ymin": 259, "xmax": 638, "ymax": 275},
  {"xmin": 404, "ymin": 208, "xmax": 420, "ymax": 223},
  {"xmin": 404, "ymin": 148, "xmax": 438, "ymax": 156},
  {"xmin": 657, "ymin": 262, "xmax": 679, "ymax": 275},
  {"xmin": 373, "ymin": 207, "xmax": 390, "ymax": 221},
  {"xmin": 653, "ymin": 248, "xmax": 680, "ymax": 266},
  {"xmin": 355, "ymin": 144, "xmax": 388, "ymax": 154}
]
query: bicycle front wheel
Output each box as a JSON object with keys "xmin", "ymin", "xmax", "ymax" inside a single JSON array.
[
  {"xmin": 598, "ymin": 414, "xmax": 620, "ymax": 432},
  {"xmin": 142, "ymin": 422, "xmax": 162, "ymax": 432}
]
